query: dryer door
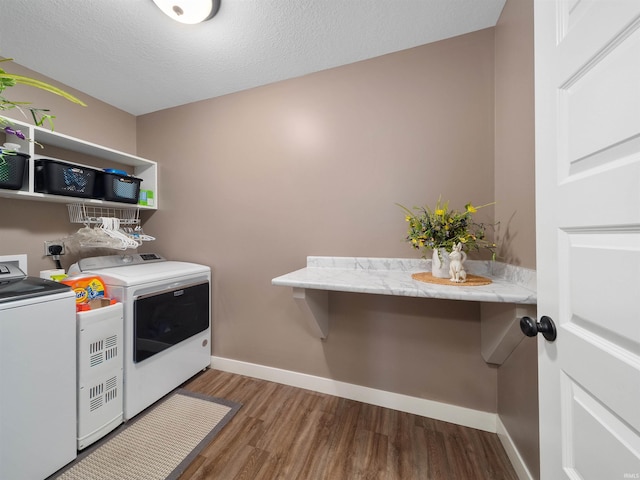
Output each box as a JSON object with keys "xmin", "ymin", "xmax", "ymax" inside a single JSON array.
[{"xmin": 133, "ymin": 281, "xmax": 209, "ymax": 363}]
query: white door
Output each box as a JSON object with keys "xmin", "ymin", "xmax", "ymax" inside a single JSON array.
[{"xmin": 535, "ymin": 0, "xmax": 640, "ymax": 478}]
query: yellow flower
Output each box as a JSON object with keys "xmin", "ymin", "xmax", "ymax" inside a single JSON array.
[{"xmin": 398, "ymin": 199, "xmax": 496, "ymax": 259}]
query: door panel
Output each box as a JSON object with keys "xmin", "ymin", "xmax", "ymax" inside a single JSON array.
[
  {"xmin": 558, "ymin": 18, "xmax": 640, "ymax": 175},
  {"xmin": 566, "ymin": 233, "xmax": 640, "ymax": 342},
  {"xmin": 561, "ymin": 373, "xmax": 640, "ymax": 479},
  {"xmin": 560, "ymin": 328, "xmax": 640, "ymax": 431},
  {"xmin": 558, "ymin": 164, "xmax": 640, "ymax": 226},
  {"xmin": 535, "ymin": 0, "xmax": 640, "ymax": 477}
]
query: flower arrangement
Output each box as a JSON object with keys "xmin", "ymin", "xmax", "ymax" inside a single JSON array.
[{"xmin": 399, "ymin": 198, "xmax": 497, "ymax": 259}]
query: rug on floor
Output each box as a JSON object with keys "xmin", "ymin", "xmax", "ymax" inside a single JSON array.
[{"xmin": 52, "ymin": 389, "xmax": 242, "ymax": 480}]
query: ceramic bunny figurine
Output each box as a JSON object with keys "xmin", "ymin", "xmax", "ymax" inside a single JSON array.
[{"xmin": 449, "ymin": 242, "xmax": 467, "ymax": 283}]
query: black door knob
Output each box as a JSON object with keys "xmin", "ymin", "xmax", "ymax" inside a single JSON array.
[{"xmin": 520, "ymin": 316, "xmax": 557, "ymax": 342}]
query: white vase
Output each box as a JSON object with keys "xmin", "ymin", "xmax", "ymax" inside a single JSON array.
[{"xmin": 431, "ymin": 248, "xmax": 450, "ymax": 278}]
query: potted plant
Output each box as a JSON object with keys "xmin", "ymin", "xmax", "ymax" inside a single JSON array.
[
  {"xmin": 1, "ymin": 58, "xmax": 86, "ymax": 132},
  {"xmin": 399, "ymin": 198, "xmax": 496, "ymax": 278},
  {"xmin": 0, "ymin": 58, "xmax": 86, "ymax": 188}
]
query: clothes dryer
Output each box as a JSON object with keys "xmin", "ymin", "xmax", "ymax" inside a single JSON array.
[{"xmin": 69, "ymin": 253, "xmax": 211, "ymax": 420}]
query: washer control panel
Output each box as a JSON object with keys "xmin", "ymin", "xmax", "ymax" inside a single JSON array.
[{"xmin": 75, "ymin": 253, "xmax": 165, "ymax": 272}]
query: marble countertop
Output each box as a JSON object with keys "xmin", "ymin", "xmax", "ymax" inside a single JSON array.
[{"xmin": 272, "ymin": 256, "xmax": 537, "ymax": 304}]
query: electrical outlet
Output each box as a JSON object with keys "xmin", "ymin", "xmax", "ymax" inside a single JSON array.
[{"xmin": 44, "ymin": 240, "xmax": 65, "ymax": 256}]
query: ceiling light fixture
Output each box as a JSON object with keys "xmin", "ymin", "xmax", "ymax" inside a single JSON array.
[{"xmin": 152, "ymin": 0, "xmax": 221, "ymax": 24}]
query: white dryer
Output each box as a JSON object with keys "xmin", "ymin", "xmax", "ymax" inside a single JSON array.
[{"xmin": 70, "ymin": 253, "xmax": 211, "ymax": 421}]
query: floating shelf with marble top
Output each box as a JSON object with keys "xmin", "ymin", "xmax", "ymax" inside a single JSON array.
[{"xmin": 272, "ymin": 256, "xmax": 537, "ymax": 365}]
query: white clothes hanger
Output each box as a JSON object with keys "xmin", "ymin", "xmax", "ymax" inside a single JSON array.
[{"xmin": 99, "ymin": 217, "xmax": 140, "ymax": 249}]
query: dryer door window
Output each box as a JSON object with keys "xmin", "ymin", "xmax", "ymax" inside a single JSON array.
[{"xmin": 133, "ymin": 282, "xmax": 209, "ymax": 363}]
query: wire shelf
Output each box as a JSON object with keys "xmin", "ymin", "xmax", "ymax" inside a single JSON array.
[{"xmin": 67, "ymin": 203, "xmax": 140, "ymax": 226}]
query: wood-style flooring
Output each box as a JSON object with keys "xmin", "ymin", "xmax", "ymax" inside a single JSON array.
[{"xmin": 178, "ymin": 369, "xmax": 519, "ymax": 480}]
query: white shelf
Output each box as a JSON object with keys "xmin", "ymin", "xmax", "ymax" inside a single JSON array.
[
  {"xmin": 273, "ymin": 256, "xmax": 537, "ymax": 364},
  {"xmin": 0, "ymin": 116, "xmax": 157, "ymax": 210}
]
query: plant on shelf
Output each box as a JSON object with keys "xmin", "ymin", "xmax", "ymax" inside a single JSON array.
[
  {"xmin": 398, "ymin": 198, "xmax": 497, "ymax": 260},
  {"xmin": 0, "ymin": 57, "xmax": 86, "ymax": 162}
]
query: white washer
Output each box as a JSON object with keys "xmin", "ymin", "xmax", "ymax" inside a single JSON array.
[
  {"xmin": 0, "ymin": 263, "xmax": 77, "ymax": 480},
  {"xmin": 71, "ymin": 253, "xmax": 211, "ymax": 421}
]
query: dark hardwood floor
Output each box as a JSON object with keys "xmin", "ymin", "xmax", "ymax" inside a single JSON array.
[{"xmin": 178, "ymin": 369, "xmax": 519, "ymax": 479}]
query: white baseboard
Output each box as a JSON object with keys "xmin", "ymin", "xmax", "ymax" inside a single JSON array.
[
  {"xmin": 210, "ymin": 356, "xmax": 497, "ymax": 433},
  {"xmin": 496, "ymin": 416, "xmax": 535, "ymax": 480}
]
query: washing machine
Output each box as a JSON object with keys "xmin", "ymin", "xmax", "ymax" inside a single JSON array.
[
  {"xmin": 0, "ymin": 262, "xmax": 77, "ymax": 480},
  {"xmin": 69, "ymin": 253, "xmax": 211, "ymax": 421}
]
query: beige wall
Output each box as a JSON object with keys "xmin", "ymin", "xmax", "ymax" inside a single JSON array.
[
  {"xmin": 137, "ymin": 29, "xmax": 500, "ymax": 412},
  {"xmin": 0, "ymin": 61, "xmax": 138, "ymax": 275},
  {"xmin": 494, "ymin": 0, "xmax": 540, "ymax": 478},
  {"xmin": 1, "ymin": 12, "xmax": 540, "ymax": 469},
  {"xmin": 1, "ymin": 61, "xmax": 137, "ymax": 153},
  {"xmin": 494, "ymin": 1, "xmax": 536, "ymax": 269}
]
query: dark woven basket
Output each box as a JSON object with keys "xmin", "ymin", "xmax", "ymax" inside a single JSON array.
[{"xmin": 0, "ymin": 151, "xmax": 29, "ymax": 190}]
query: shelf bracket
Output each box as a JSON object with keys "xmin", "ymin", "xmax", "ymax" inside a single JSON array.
[
  {"xmin": 479, "ymin": 303, "xmax": 537, "ymax": 365},
  {"xmin": 292, "ymin": 287, "xmax": 329, "ymax": 339}
]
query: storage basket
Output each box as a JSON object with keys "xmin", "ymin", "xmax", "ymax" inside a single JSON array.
[
  {"xmin": 35, "ymin": 158, "xmax": 97, "ymax": 198},
  {"xmin": 0, "ymin": 151, "xmax": 29, "ymax": 190},
  {"xmin": 97, "ymin": 170, "xmax": 142, "ymax": 204}
]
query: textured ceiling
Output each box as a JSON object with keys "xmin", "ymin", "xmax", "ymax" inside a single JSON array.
[{"xmin": 0, "ymin": 0, "xmax": 506, "ymax": 116}]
